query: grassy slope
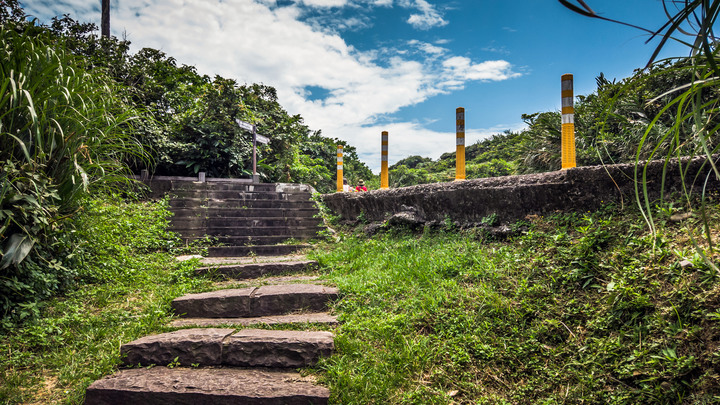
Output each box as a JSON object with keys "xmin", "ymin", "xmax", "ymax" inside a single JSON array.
[
  {"xmin": 0, "ymin": 197, "xmax": 212, "ymax": 404},
  {"xmin": 311, "ymin": 200, "xmax": 720, "ymax": 404},
  {"xmin": 1, "ymin": 196, "xmax": 719, "ymax": 404}
]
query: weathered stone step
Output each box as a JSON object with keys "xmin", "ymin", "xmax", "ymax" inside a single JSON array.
[
  {"xmin": 179, "ymin": 236, "xmax": 316, "ymax": 247},
  {"xmin": 169, "ymin": 312, "xmax": 338, "ymax": 328},
  {"xmin": 169, "ymin": 199, "xmax": 317, "ymax": 209},
  {"xmin": 121, "ymin": 328, "xmax": 334, "ymax": 368},
  {"xmin": 171, "ymin": 284, "xmax": 338, "ymax": 318},
  {"xmin": 170, "ymin": 217, "xmax": 323, "ymax": 229},
  {"xmin": 169, "ymin": 182, "xmax": 279, "ymax": 192},
  {"xmin": 195, "ymin": 260, "xmax": 319, "ymax": 279},
  {"xmin": 171, "ymin": 207, "xmax": 319, "ymax": 219},
  {"xmin": 175, "ymin": 226, "xmax": 321, "ymax": 238},
  {"xmin": 170, "ymin": 190, "xmax": 313, "ymax": 201},
  {"xmin": 208, "ymin": 244, "xmax": 311, "ymax": 257},
  {"xmin": 85, "ymin": 367, "xmax": 329, "ymax": 404},
  {"xmin": 168, "ymin": 182, "xmax": 313, "ymax": 193}
]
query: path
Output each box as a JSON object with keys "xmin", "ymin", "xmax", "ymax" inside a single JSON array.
[{"xmin": 85, "ymin": 257, "xmax": 337, "ymax": 404}]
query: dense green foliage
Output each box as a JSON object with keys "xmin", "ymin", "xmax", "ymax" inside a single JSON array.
[
  {"xmin": 0, "ymin": 16, "xmax": 147, "ymax": 323},
  {"xmin": 43, "ymin": 12, "xmax": 372, "ymax": 191},
  {"xmin": 313, "ymin": 201, "xmax": 720, "ymax": 404},
  {"xmin": 0, "ymin": 1, "xmax": 371, "ymax": 326},
  {"xmin": 0, "ymin": 197, "xmax": 209, "ymax": 403}
]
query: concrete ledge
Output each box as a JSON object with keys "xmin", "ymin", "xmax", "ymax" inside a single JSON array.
[{"xmin": 322, "ymin": 156, "xmax": 720, "ymax": 225}]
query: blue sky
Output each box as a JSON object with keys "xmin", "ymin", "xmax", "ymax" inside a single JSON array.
[{"xmin": 22, "ymin": 0, "xmax": 690, "ymax": 172}]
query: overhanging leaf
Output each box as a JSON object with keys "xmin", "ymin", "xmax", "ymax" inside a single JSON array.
[{"xmin": 0, "ymin": 233, "xmax": 35, "ymax": 269}]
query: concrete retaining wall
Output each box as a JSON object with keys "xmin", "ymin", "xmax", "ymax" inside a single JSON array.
[{"xmin": 321, "ymin": 156, "xmax": 720, "ymax": 225}]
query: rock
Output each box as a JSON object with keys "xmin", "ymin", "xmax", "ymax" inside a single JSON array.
[
  {"xmin": 121, "ymin": 328, "xmax": 234, "ymax": 367},
  {"xmin": 363, "ymin": 222, "xmax": 384, "ymax": 236},
  {"xmin": 223, "ymin": 329, "xmax": 334, "ymax": 368},
  {"xmin": 84, "ymin": 367, "xmax": 329, "ymax": 405},
  {"xmin": 386, "ymin": 211, "xmax": 425, "ymax": 230},
  {"xmin": 670, "ymin": 212, "xmax": 693, "ymax": 222}
]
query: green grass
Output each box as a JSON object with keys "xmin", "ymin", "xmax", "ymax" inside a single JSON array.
[
  {"xmin": 0, "ymin": 197, "xmax": 211, "ymax": 404},
  {"xmin": 2, "ymin": 195, "xmax": 720, "ymax": 404},
  {"xmin": 310, "ymin": 201, "xmax": 720, "ymax": 404}
]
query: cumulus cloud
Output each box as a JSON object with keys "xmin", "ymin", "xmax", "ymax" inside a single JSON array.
[
  {"xmin": 300, "ymin": 0, "xmax": 349, "ymax": 8},
  {"xmin": 442, "ymin": 57, "xmax": 521, "ymax": 82},
  {"xmin": 21, "ymin": 0, "xmax": 521, "ymax": 172},
  {"xmin": 408, "ymin": 39, "xmax": 447, "ymax": 55},
  {"xmin": 405, "ymin": 0, "xmax": 447, "ymax": 30}
]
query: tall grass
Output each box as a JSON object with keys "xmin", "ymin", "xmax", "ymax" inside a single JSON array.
[
  {"xmin": 312, "ymin": 204, "xmax": 720, "ymax": 403},
  {"xmin": 560, "ymin": 0, "xmax": 720, "ymax": 269},
  {"xmin": 0, "ymin": 22, "xmax": 148, "ymax": 322}
]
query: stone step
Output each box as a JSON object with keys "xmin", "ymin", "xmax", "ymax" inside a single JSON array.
[
  {"xmin": 171, "ymin": 217, "xmax": 323, "ymax": 229},
  {"xmin": 121, "ymin": 328, "xmax": 334, "ymax": 368},
  {"xmin": 169, "ymin": 312, "xmax": 338, "ymax": 328},
  {"xmin": 169, "ymin": 199, "xmax": 317, "ymax": 209},
  {"xmin": 170, "ymin": 190, "xmax": 313, "ymax": 201},
  {"xmin": 208, "ymin": 244, "xmax": 311, "ymax": 257},
  {"xmin": 171, "ymin": 207, "xmax": 319, "ymax": 219},
  {"xmin": 179, "ymin": 236, "xmax": 316, "ymax": 247},
  {"xmin": 168, "ymin": 182, "xmax": 279, "ymax": 193},
  {"xmin": 195, "ymin": 260, "xmax": 319, "ymax": 279},
  {"xmin": 85, "ymin": 367, "xmax": 329, "ymax": 404},
  {"xmin": 171, "ymin": 284, "xmax": 338, "ymax": 318},
  {"xmin": 174, "ymin": 226, "xmax": 321, "ymax": 238}
]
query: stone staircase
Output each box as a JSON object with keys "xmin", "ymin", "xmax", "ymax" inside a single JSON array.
[
  {"xmin": 85, "ymin": 259, "xmax": 337, "ymax": 404},
  {"xmin": 167, "ymin": 181, "xmax": 324, "ymax": 257}
]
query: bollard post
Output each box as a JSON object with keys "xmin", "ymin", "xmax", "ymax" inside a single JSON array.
[
  {"xmin": 456, "ymin": 107, "xmax": 466, "ymax": 180},
  {"xmin": 380, "ymin": 131, "xmax": 389, "ymax": 189},
  {"xmin": 336, "ymin": 145, "xmax": 343, "ymax": 192},
  {"xmin": 561, "ymin": 74, "xmax": 576, "ymax": 169},
  {"xmin": 198, "ymin": 171, "xmax": 206, "ymax": 182}
]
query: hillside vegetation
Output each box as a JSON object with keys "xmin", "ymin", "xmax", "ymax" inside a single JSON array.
[
  {"xmin": 312, "ymin": 199, "xmax": 720, "ymax": 404},
  {"xmin": 1, "ymin": 195, "xmax": 719, "ymax": 404},
  {"xmin": 385, "ymin": 65, "xmax": 719, "ymax": 188},
  {"xmin": 0, "ymin": 0, "xmax": 370, "ymax": 323}
]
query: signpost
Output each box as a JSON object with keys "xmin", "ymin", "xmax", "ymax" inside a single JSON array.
[
  {"xmin": 255, "ymin": 134, "xmax": 270, "ymax": 145},
  {"xmin": 235, "ymin": 119, "xmax": 269, "ymax": 182}
]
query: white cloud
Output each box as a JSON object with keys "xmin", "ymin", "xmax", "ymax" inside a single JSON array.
[
  {"xmin": 408, "ymin": 39, "xmax": 447, "ymax": 55},
  {"xmin": 442, "ymin": 57, "xmax": 521, "ymax": 82},
  {"xmin": 21, "ymin": 0, "xmax": 521, "ymax": 172},
  {"xmin": 405, "ymin": 0, "xmax": 447, "ymax": 30},
  {"xmin": 301, "ymin": 0, "xmax": 349, "ymax": 7}
]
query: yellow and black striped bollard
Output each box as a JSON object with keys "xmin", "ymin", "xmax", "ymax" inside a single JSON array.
[
  {"xmin": 561, "ymin": 74, "xmax": 576, "ymax": 169},
  {"xmin": 381, "ymin": 131, "xmax": 389, "ymax": 189}
]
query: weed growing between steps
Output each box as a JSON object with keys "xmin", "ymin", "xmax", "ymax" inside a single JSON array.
[
  {"xmin": 311, "ymin": 201, "xmax": 720, "ymax": 404},
  {"xmin": 0, "ymin": 196, "xmax": 212, "ymax": 404}
]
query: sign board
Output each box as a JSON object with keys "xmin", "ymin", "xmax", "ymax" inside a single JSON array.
[
  {"xmin": 256, "ymin": 134, "xmax": 270, "ymax": 144},
  {"xmin": 235, "ymin": 119, "xmax": 255, "ymax": 132}
]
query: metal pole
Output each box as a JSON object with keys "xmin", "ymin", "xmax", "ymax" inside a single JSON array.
[
  {"xmin": 561, "ymin": 74, "xmax": 576, "ymax": 169},
  {"xmin": 252, "ymin": 126, "xmax": 258, "ymax": 182},
  {"xmin": 380, "ymin": 131, "xmax": 389, "ymax": 189},
  {"xmin": 337, "ymin": 145, "xmax": 344, "ymax": 192},
  {"xmin": 101, "ymin": 0, "xmax": 110, "ymax": 37},
  {"xmin": 456, "ymin": 107, "xmax": 466, "ymax": 180}
]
